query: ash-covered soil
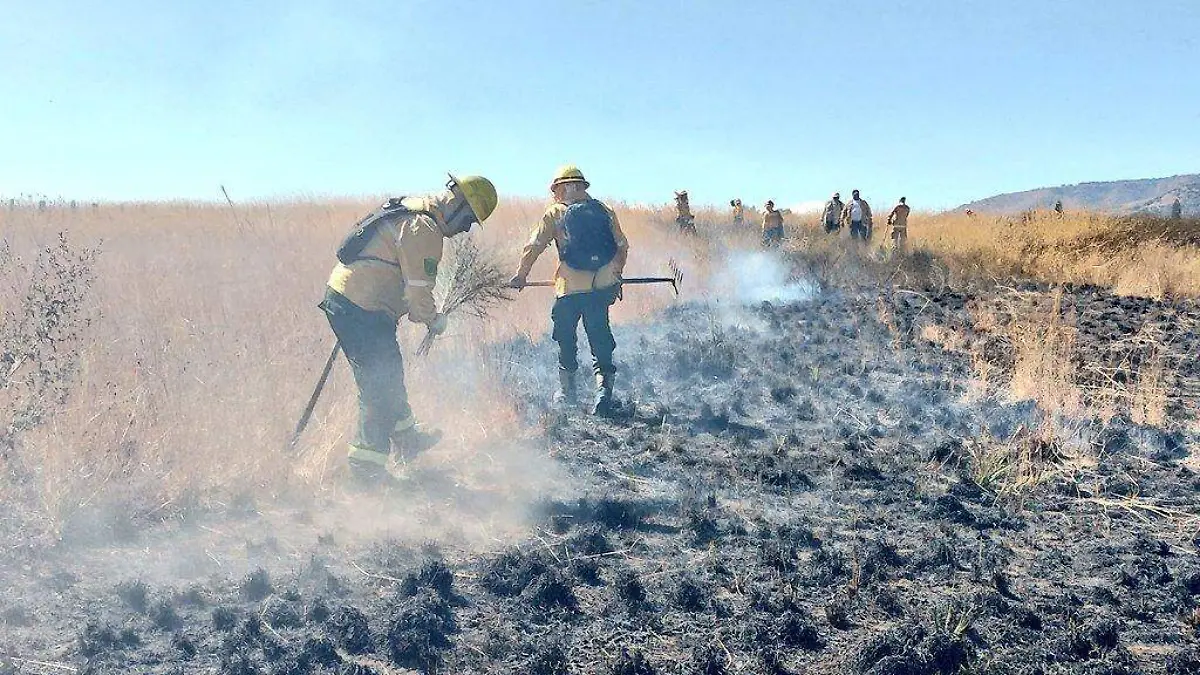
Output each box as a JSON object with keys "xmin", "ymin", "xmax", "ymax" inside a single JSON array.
[{"xmin": 3, "ymin": 278, "xmax": 1200, "ymax": 675}]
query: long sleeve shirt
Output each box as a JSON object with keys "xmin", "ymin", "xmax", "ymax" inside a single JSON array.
[{"xmin": 515, "ymin": 195, "xmax": 629, "ymax": 298}]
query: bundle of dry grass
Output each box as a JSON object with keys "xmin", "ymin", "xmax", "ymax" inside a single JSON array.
[{"xmin": 417, "ymin": 235, "xmax": 515, "ymax": 356}]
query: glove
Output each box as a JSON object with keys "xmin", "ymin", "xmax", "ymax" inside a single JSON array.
[
  {"xmin": 427, "ymin": 313, "xmax": 448, "ymax": 337},
  {"xmin": 507, "ymin": 275, "xmax": 526, "ymax": 290}
]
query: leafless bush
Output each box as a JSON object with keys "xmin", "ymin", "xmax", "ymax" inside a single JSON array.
[{"xmin": 1, "ymin": 233, "xmax": 99, "ymax": 479}]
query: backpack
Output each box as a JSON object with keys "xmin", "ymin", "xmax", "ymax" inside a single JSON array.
[
  {"xmin": 558, "ymin": 199, "xmax": 617, "ymax": 272},
  {"xmin": 336, "ymin": 197, "xmax": 429, "ymax": 267}
]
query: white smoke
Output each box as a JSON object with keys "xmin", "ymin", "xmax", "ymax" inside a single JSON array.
[{"xmin": 718, "ymin": 250, "xmax": 817, "ymax": 305}]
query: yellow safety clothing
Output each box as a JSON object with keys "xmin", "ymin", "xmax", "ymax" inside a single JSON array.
[
  {"xmin": 888, "ymin": 203, "xmax": 911, "ymax": 229},
  {"xmin": 515, "ymin": 194, "xmax": 630, "ymax": 298},
  {"xmin": 327, "ymin": 195, "xmax": 446, "ymax": 323},
  {"xmin": 762, "ymin": 208, "xmax": 784, "ymax": 232},
  {"xmin": 675, "ymin": 192, "xmax": 692, "ymax": 218}
]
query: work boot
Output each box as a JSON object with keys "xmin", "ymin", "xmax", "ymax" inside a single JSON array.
[
  {"xmin": 553, "ymin": 370, "xmax": 578, "ymax": 406},
  {"xmin": 346, "ymin": 444, "xmax": 391, "ymax": 485},
  {"xmin": 592, "ymin": 372, "xmax": 621, "ymax": 417},
  {"xmin": 391, "ymin": 424, "xmax": 443, "ymax": 462}
]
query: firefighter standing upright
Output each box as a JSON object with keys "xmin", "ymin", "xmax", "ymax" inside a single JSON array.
[
  {"xmin": 821, "ymin": 192, "xmax": 844, "ymax": 234},
  {"xmin": 509, "ymin": 166, "xmax": 630, "ymax": 416},
  {"xmin": 762, "ymin": 200, "xmax": 785, "ymax": 246},
  {"xmin": 887, "ymin": 197, "xmax": 911, "ymax": 253},
  {"xmin": 322, "ymin": 174, "xmax": 498, "ymax": 482},
  {"xmin": 675, "ymin": 191, "xmax": 696, "ymax": 234},
  {"xmin": 731, "ymin": 198, "xmax": 744, "ymax": 227}
]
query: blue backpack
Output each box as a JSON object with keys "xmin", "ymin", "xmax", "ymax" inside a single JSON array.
[{"xmin": 558, "ymin": 199, "xmax": 617, "ymax": 272}]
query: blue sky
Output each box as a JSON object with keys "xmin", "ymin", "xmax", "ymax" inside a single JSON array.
[{"xmin": 2, "ymin": 0, "xmax": 1197, "ymax": 210}]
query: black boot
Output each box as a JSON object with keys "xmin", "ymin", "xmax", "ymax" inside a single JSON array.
[
  {"xmin": 592, "ymin": 372, "xmax": 620, "ymax": 417},
  {"xmin": 553, "ymin": 369, "xmax": 577, "ymax": 406},
  {"xmin": 390, "ymin": 424, "xmax": 442, "ymax": 462}
]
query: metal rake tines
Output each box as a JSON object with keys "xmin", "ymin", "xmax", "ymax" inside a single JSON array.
[{"xmin": 667, "ymin": 258, "xmax": 684, "ymax": 296}]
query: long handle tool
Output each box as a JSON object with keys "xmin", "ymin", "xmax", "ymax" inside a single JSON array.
[
  {"xmin": 519, "ymin": 259, "xmax": 684, "ymax": 296},
  {"xmin": 287, "ymin": 341, "xmax": 341, "ymax": 452}
]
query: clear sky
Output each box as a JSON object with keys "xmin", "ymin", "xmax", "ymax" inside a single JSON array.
[{"xmin": 2, "ymin": 0, "xmax": 1197, "ymax": 210}]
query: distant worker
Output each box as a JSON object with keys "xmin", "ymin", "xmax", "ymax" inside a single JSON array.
[
  {"xmin": 841, "ymin": 189, "xmax": 873, "ymax": 241},
  {"xmin": 509, "ymin": 166, "xmax": 630, "ymax": 416},
  {"xmin": 322, "ymin": 174, "xmax": 498, "ymax": 482},
  {"xmin": 887, "ymin": 197, "xmax": 911, "ymax": 252},
  {"xmin": 1054, "ymin": 199, "xmax": 1064, "ymax": 216},
  {"xmin": 1171, "ymin": 198, "xmax": 1183, "ymax": 220},
  {"xmin": 821, "ymin": 192, "xmax": 844, "ymax": 233},
  {"xmin": 675, "ymin": 190, "xmax": 696, "ymax": 234},
  {"xmin": 731, "ymin": 198, "xmax": 744, "ymax": 226},
  {"xmin": 762, "ymin": 200, "xmax": 785, "ymax": 246}
]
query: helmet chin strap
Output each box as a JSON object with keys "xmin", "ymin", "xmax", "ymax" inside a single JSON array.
[{"xmin": 442, "ymin": 195, "xmax": 476, "ymax": 235}]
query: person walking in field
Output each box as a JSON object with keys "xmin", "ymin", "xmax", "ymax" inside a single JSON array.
[
  {"xmin": 675, "ymin": 190, "xmax": 696, "ymax": 234},
  {"xmin": 509, "ymin": 166, "xmax": 630, "ymax": 416},
  {"xmin": 821, "ymin": 192, "xmax": 844, "ymax": 234},
  {"xmin": 321, "ymin": 174, "xmax": 498, "ymax": 482},
  {"xmin": 841, "ymin": 189, "xmax": 873, "ymax": 241},
  {"xmin": 762, "ymin": 200, "xmax": 785, "ymax": 246},
  {"xmin": 1054, "ymin": 199, "xmax": 1064, "ymax": 216},
  {"xmin": 731, "ymin": 198, "xmax": 745, "ymax": 227},
  {"xmin": 1171, "ymin": 198, "xmax": 1183, "ymax": 220},
  {"xmin": 887, "ymin": 197, "xmax": 911, "ymax": 253}
]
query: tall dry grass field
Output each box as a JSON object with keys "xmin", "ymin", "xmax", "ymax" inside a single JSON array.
[
  {"xmin": 909, "ymin": 209, "xmax": 1200, "ymax": 297},
  {"xmin": 3, "ymin": 197, "xmax": 1197, "ymax": 542},
  {"xmin": 0, "ymin": 196, "xmax": 729, "ymax": 541}
]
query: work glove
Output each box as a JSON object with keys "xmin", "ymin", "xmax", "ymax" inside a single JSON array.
[
  {"xmin": 427, "ymin": 313, "xmax": 449, "ymax": 337},
  {"xmin": 507, "ymin": 274, "xmax": 527, "ymax": 290}
]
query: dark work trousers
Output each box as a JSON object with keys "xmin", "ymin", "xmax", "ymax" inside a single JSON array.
[
  {"xmin": 551, "ymin": 286, "xmax": 620, "ymax": 377},
  {"xmin": 762, "ymin": 226, "xmax": 784, "ymax": 247},
  {"xmin": 849, "ymin": 221, "xmax": 871, "ymax": 241},
  {"xmin": 320, "ymin": 288, "xmax": 411, "ymax": 454}
]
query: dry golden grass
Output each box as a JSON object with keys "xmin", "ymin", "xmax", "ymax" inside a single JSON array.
[
  {"xmin": 0, "ymin": 196, "xmax": 726, "ymax": 537},
  {"xmin": 2, "ymin": 198, "xmax": 1196, "ymax": 538},
  {"xmin": 910, "ymin": 209, "xmax": 1200, "ymax": 298}
]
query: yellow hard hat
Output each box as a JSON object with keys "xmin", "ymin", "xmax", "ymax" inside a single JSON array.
[
  {"xmin": 449, "ymin": 174, "xmax": 498, "ymax": 222},
  {"xmin": 550, "ymin": 165, "xmax": 589, "ymax": 189}
]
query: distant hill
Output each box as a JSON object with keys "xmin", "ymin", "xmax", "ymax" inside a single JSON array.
[{"xmin": 959, "ymin": 174, "xmax": 1200, "ymax": 216}]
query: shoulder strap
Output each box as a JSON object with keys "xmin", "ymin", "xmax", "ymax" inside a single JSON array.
[{"xmin": 343, "ymin": 197, "xmax": 434, "ymax": 268}]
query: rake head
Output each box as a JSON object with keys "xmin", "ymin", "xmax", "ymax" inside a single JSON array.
[{"xmin": 667, "ymin": 258, "xmax": 684, "ymax": 296}]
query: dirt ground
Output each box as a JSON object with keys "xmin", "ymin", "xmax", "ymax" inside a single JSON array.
[{"xmin": 3, "ymin": 261, "xmax": 1200, "ymax": 674}]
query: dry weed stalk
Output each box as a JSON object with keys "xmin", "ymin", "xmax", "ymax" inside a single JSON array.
[
  {"xmin": 966, "ymin": 423, "xmax": 1074, "ymax": 503},
  {"xmin": 417, "ymin": 236, "xmax": 514, "ymax": 356},
  {"xmin": 1005, "ymin": 290, "xmax": 1084, "ymax": 416}
]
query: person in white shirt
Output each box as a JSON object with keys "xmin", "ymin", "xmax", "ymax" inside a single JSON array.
[{"xmin": 840, "ymin": 189, "xmax": 873, "ymax": 241}]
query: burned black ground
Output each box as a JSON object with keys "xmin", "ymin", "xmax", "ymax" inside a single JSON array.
[{"xmin": 2, "ymin": 276, "xmax": 1199, "ymax": 674}]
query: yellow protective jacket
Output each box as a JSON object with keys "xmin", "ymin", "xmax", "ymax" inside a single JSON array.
[
  {"xmin": 326, "ymin": 195, "xmax": 446, "ymax": 323},
  {"xmin": 888, "ymin": 203, "xmax": 911, "ymax": 229},
  {"xmin": 841, "ymin": 199, "xmax": 873, "ymax": 227},
  {"xmin": 762, "ymin": 209, "xmax": 784, "ymax": 232},
  {"xmin": 675, "ymin": 195, "xmax": 692, "ymax": 218},
  {"xmin": 516, "ymin": 195, "xmax": 630, "ymax": 298}
]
